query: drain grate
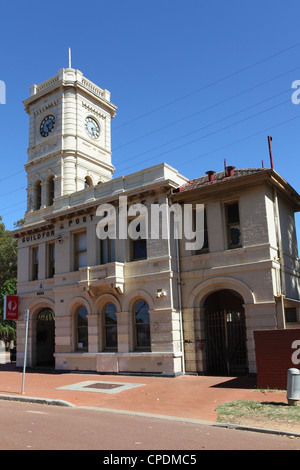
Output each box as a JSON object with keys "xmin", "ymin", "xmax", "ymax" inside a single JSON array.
[
  {"xmin": 84, "ymin": 382, "xmax": 122, "ymax": 390},
  {"xmin": 57, "ymin": 380, "xmax": 145, "ymax": 394}
]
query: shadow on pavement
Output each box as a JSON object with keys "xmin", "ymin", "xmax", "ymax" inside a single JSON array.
[{"xmin": 210, "ymin": 376, "xmax": 257, "ymax": 389}]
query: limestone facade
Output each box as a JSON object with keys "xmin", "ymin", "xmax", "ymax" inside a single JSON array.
[{"xmin": 12, "ymin": 68, "xmax": 300, "ymax": 376}]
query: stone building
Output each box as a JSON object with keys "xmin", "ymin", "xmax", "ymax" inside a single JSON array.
[{"xmin": 12, "ymin": 67, "xmax": 300, "ymax": 376}]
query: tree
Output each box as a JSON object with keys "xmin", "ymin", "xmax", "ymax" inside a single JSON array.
[
  {"xmin": 0, "ymin": 217, "xmax": 18, "ymax": 342},
  {"xmin": 0, "ymin": 217, "xmax": 17, "ymax": 289},
  {"xmin": 0, "ymin": 279, "xmax": 17, "ymax": 341},
  {"xmin": 13, "ymin": 218, "xmax": 25, "ymax": 228}
]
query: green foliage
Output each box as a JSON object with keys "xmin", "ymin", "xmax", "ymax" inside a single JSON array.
[
  {"xmin": 0, "ymin": 217, "xmax": 18, "ymax": 341},
  {"xmin": 0, "ymin": 279, "xmax": 17, "ymax": 341},
  {"xmin": 13, "ymin": 219, "xmax": 25, "ymax": 228},
  {"xmin": 0, "ymin": 217, "xmax": 17, "ymax": 289}
]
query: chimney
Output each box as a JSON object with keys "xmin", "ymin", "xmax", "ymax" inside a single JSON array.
[
  {"xmin": 206, "ymin": 170, "xmax": 216, "ymax": 183},
  {"xmin": 226, "ymin": 166, "xmax": 235, "ymax": 177}
]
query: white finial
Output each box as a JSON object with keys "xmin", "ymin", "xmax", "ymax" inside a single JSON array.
[{"xmin": 69, "ymin": 47, "xmax": 72, "ymax": 68}]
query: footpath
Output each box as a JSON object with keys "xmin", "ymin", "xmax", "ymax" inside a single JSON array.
[{"xmin": 0, "ymin": 355, "xmax": 298, "ymax": 437}]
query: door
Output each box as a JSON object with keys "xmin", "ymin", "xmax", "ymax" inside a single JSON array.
[
  {"xmin": 36, "ymin": 308, "xmax": 55, "ymax": 367},
  {"xmin": 204, "ymin": 290, "xmax": 248, "ymax": 376}
]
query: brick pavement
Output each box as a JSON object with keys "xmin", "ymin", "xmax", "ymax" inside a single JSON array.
[{"xmin": 0, "ymin": 361, "xmax": 287, "ymax": 423}]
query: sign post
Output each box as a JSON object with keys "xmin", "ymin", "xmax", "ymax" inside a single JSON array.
[{"xmin": 21, "ymin": 309, "xmax": 29, "ymax": 394}]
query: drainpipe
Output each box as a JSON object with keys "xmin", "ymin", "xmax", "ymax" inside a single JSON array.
[
  {"xmin": 273, "ymin": 186, "xmax": 286, "ymax": 328},
  {"xmin": 175, "ymin": 222, "xmax": 185, "ymax": 375}
]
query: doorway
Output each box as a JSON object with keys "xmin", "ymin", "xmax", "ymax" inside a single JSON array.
[
  {"xmin": 36, "ymin": 308, "xmax": 55, "ymax": 367},
  {"xmin": 203, "ymin": 290, "xmax": 248, "ymax": 376}
]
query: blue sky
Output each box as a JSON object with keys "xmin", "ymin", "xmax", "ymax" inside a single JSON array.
[{"xmin": 1, "ymin": 0, "xmax": 300, "ymax": 245}]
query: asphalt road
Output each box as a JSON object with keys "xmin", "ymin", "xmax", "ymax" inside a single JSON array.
[{"xmin": 0, "ymin": 400, "xmax": 299, "ymax": 453}]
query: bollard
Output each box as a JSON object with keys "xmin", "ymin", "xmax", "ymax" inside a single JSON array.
[{"xmin": 287, "ymin": 368, "xmax": 300, "ymax": 406}]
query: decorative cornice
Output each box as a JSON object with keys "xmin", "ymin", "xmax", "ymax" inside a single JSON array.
[
  {"xmin": 82, "ymin": 101, "xmax": 106, "ymax": 119},
  {"xmin": 33, "ymin": 100, "xmax": 59, "ymax": 116}
]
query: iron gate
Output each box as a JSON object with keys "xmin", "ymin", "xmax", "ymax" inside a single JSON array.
[{"xmin": 204, "ymin": 309, "xmax": 248, "ymax": 376}]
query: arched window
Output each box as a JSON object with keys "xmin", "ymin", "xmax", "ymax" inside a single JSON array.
[
  {"xmin": 76, "ymin": 305, "xmax": 88, "ymax": 350},
  {"xmin": 104, "ymin": 303, "xmax": 117, "ymax": 350},
  {"xmin": 47, "ymin": 175, "xmax": 55, "ymax": 206},
  {"xmin": 134, "ymin": 300, "xmax": 150, "ymax": 351},
  {"xmin": 35, "ymin": 180, "xmax": 42, "ymax": 210}
]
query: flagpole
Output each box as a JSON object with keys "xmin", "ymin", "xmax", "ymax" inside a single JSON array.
[{"xmin": 69, "ymin": 47, "xmax": 72, "ymax": 68}]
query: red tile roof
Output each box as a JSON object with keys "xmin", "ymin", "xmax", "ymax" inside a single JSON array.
[{"xmin": 173, "ymin": 167, "xmax": 269, "ymax": 193}]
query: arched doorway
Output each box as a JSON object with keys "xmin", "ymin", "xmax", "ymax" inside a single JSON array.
[
  {"xmin": 203, "ymin": 290, "xmax": 248, "ymax": 376},
  {"xmin": 36, "ymin": 308, "xmax": 55, "ymax": 367}
]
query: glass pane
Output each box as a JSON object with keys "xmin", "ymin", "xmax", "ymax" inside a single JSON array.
[
  {"xmin": 105, "ymin": 325, "xmax": 117, "ymax": 349},
  {"xmin": 101, "ymin": 238, "xmax": 109, "ymax": 264},
  {"xmin": 77, "ymin": 306, "xmax": 88, "ymax": 326},
  {"xmin": 78, "ymin": 251, "xmax": 87, "ymax": 268},
  {"xmin": 77, "ymin": 327, "xmax": 88, "ymax": 349},
  {"xmin": 286, "ymin": 308, "xmax": 297, "ymax": 322},
  {"xmin": 105, "ymin": 304, "xmax": 117, "ymax": 325},
  {"xmin": 76, "ymin": 232, "xmax": 87, "ymax": 251},
  {"xmin": 136, "ymin": 324, "xmax": 150, "ymax": 348},
  {"xmin": 50, "ymin": 244, "xmax": 55, "ymax": 260},
  {"xmin": 77, "ymin": 306, "xmax": 88, "ymax": 349},
  {"xmin": 227, "ymin": 203, "xmax": 239, "ymax": 224},
  {"xmin": 133, "ymin": 239, "xmax": 147, "ymax": 259},
  {"xmin": 49, "ymin": 178, "xmax": 54, "ymax": 204},
  {"xmin": 135, "ymin": 301, "xmax": 149, "ymax": 324},
  {"xmin": 229, "ymin": 225, "xmax": 241, "ymax": 247},
  {"xmin": 110, "ymin": 238, "xmax": 115, "ymax": 262}
]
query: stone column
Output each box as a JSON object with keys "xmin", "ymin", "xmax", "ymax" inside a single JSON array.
[{"xmin": 63, "ymin": 155, "xmax": 76, "ymax": 195}]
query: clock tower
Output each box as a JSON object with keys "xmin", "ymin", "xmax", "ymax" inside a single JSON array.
[{"xmin": 23, "ymin": 67, "xmax": 117, "ymax": 219}]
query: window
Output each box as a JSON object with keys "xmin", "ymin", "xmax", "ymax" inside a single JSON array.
[
  {"xmin": 131, "ymin": 224, "xmax": 147, "ymax": 260},
  {"xmin": 47, "ymin": 176, "xmax": 55, "ymax": 206},
  {"xmin": 35, "ymin": 180, "xmax": 42, "ymax": 210},
  {"xmin": 76, "ymin": 306, "xmax": 88, "ymax": 350},
  {"xmin": 286, "ymin": 308, "xmax": 297, "ymax": 323},
  {"xmin": 226, "ymin": 202, "xmax": 242, "ymax": 249},
  {"xmin": 134, "ymin": 300, "xmax": 150, "ymax": 350},
  {"xmin": 32, "ymin": 247, "xmax": 39, "ymax": 280},
  {"xmin": 104, "ymin": 303, "xmax": 117, "ymax": 350},
  {"xmin": 100, "ymin": 238, "xmax": 115, "ymax": 265},
  {"xmin": 132, "ymin": 239, "xmax": 147, "ymax": 260},
  {"xmin": 48, "ymin": 243, "xmax": 55, "ymax": 278},
  {"xmin": 74, "ymin": 231, "xmax": 87, "ymax": 270}
]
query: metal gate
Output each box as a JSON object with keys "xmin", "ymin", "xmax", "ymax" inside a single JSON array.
[
  {"xmin": 204, "ymin": 309, "xmax": 248, "ymax": 376},
  {"xmin": 36, "ymin": 309, "xmax": 55, "ymax": 367}
]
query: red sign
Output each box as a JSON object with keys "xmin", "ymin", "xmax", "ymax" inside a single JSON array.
[{"xmin": 4, "ymin": 295, "xmax": 19, "ymax": 320}]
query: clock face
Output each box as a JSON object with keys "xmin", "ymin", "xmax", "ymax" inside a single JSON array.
[
  {"xmin": 40, "ymin": 115, "xmax": 55, "ymax": 137},
  {"xmin": 85, "ymin": 117, "xmax": 100, "ymax": 139}
]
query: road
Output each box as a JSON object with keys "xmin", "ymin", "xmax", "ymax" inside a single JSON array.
[{"xmin": 0, "ymin": 400, "xmax": 299, "ymax": 453}]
